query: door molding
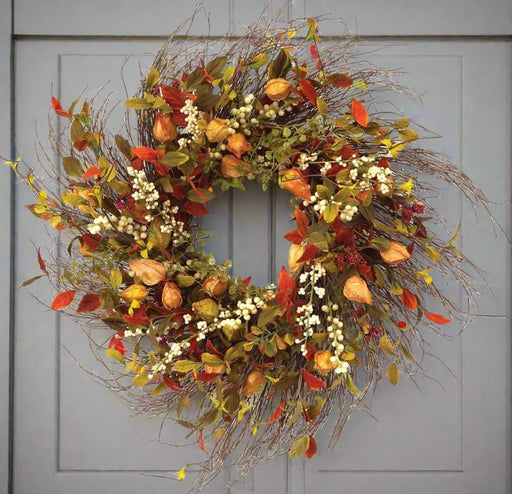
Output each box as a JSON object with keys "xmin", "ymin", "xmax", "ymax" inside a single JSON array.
[{"xmin": 0, "ymin": 1, "xmax": 13, "ymax": 494}]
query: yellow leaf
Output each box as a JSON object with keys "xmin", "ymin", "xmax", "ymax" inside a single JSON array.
[
  {"xmin": 379, "ymin": 335, "xmax": 395, "ymax": 355},
  {"xmin": 237, "ymin": 404, "xmax": 254, "ymax": 421},
  {"xmin": 176, "ymin": 465, "xmax": 187, "ymax": 481},
  {"xmin": 345, "ymin": 373, "xmax": 359, "ymax": 395},
  {"xmin": 119, "ymin": 284, "xmax": 148, "ymax": 302},
  {"xmin": 416, "ymin": 267, "xmax": 432, "ymax": 284},
  {"xmin": 252, "ymin": 426, "xmax": 258, "ymax": 436},
  {"xmin": 110, "ymin": 269, "xmax": 122, "ymax": 291},
  {"xmin": 287, "ymin": 29, "xmax": 297, "ymax": 39},
  {"xmin": 398, "ymin": 178, "xmax": 414, "ymax": 197},
  {"xmin": 134, "ymin": 374, "xmax": 150, "ymax": 387},
  {"xmin": 386, "ymin": 362, "xmax": 400, "ymax": 385},
  {"xmin": 353, "ymin": 78, "xmax": 368, "ymax": 91},
  {"xmin": 151, "ymin": 382, "xmax": 167, "ymax": 397},
  {"xmin": 105, "ymin": 348, "xmax": 124, "ymax": 363}
]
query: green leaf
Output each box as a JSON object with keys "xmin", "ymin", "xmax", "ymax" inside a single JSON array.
[
  {"xmin": 19, "ymin": 275, "xmax": 45, "ymax": 288},
  {"xmin": 125, "ymin": 98, "xmax": 152, "ymax": 110},
  {"xmin": 307, "ymin": 231, "xmax": 329, "ymax": 251},
  {"xmin": 370, "ymin": 237, "xmax": 391, "ymax": 252},
  {"xmin": 115, "ymin": 135, "xmax": 132, "ymax": 159},
  {"xmin": 315, "ymin": 184, "xmax": 331, "ymax": 200},
  {"xmin": 201, "ymin": 353, "xmax": 224, "ymax": 366},
  {"xmin": 186, "ymin": 188, "xmax": 215, "ymax": 204},
  {"xmin": 70, "ymin": 118, "xmax": 85, "ymax": 143},
  {"xmin": 145, "ymin": 67, "xmax": 159, "ymax": 89},
  {"xmin": 159, "ymin": 151, "xmax": 189, "ymax": 167},
  {"xmin": 316, "ymin": 97, "xmax": 328, "ymax": 115},
  {"xmin": 147, "ymin": 217, "xmax": 170, "ymax": 250},
  {"xmin": 323, "ymin": 202, "xmax": 339, "ymax": 223},
  {"xmin": 247, "ymin": 53, "xmax": 268, "ymax": 69},
  {"xmin": 393, "ymin": 117, "xmax": 410, "ymax": 129},
  {"xmin": 110, "ymin": 268, "xmax": 122, "ymax": 292},
  {"xmin": 398, "ymin": 129, "xmax": 418, "ymax": 142},
  {"xmin": 257, "ymin": 304, "xmax": 282, "ymax": 327},
  {"xmin": 268, "ymin": 49, "xmax": 292, "ymax": 79},
  {"xmin": 62, "ymin": 156, "xmax": 82, "ymax": 177},
  {"xmin": 206, "ymin": 56, "xmax": 227, "ymax": 78},
  {"xmin": 173, "ymin": 360, "xmax": 201, "ymax": 373},
  {"xmin": 345, "ymin": 373, "xmax": 359, "ymax": 395},
  {"xmin": 289, "ymin": 435, "xmax": 310, "ymax": 458},
  {"xmin": 386, "ymin": 362, "xmax": 399, "ymax": 385}
]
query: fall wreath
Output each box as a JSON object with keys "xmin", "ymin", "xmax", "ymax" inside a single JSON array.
[{"xmin": 9, "ymin": 15, "xmax": 493, "ymax": 492}]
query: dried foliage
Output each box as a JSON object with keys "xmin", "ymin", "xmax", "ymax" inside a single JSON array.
[{"xmin": 8, "ymin": 11, "xmax": 501, "ymax": 493}]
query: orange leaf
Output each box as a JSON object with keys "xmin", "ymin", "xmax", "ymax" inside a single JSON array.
[
  {"xmin": 51, "ymin": 96, "xmax": 71, "ymax": 118},
  {"xmin": 351, "ymin": 99, "xmax": 368, "ymax": 127},
  {"xmin": 302, "ymin": 369, "xmax": 326, "ymax": 390},
  {"xmin": 295, "ymin": 208, "xmax": 309, "ymax": 236},
  {"xmin": 51, "ymin": 290, "xmax": 76, "ymax": 310},
  {"xmin": 37, "ymin": 249, "xmax": 48, "ymax": 275},
  {"xmin": 279, "ymin": 169, "xmax": 311, "ymax": 201},
  {"xmin": 83, "ymin": 166, "xmax": 101, "ymax": 180},
  {"xmin": 198, "ymin": 431, "xmax": 207, "ymax": 454},
  {"xmin": 267, "ymin": 400, "xmax": 285, "ymax": 423},
  {"xmin": 76, "ymin": 293, "xmax": 101, "ymax": 313},
  {"xmin": 424, "ymin": 312, "xmax": 451, "ymax": 324},
  {"xmin": 131, "ymin": 146, "xmax": 163, "ymax": 162},
  {"xmin": 330, "ymin": 73, "xmax": 353, "ymax": 88},
  {"xmin": 298, "ymin": 79, "xmax": 318, "ymax": 105},
  {"xmin": 400, "ymin": 288, "xmax": 418, "ymax": 310},
  {"xmin": 108, "ymin": 334, "xmax": 125, "ymax": 355},
  {"xmin": 305, "ymin": 435, "xmax": 317, "ymax": 458},
  {"xmin": 163, "ymin": 375, "xmax": 186, "ymax": 392},
  {"xmin": 183, "ymin": 201, "xmax": 209, "ymax": 217},
  {"xmin": 73, "ymin": 138, "xmax": 89, "ymax": 151}
]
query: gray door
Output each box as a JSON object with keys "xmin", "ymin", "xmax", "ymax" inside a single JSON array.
[{"xmin": 4, "ymin": 1, "xmax": 511, "ymax": 494}]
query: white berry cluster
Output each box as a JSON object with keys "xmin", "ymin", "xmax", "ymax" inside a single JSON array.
[
  {"xmin": 234, "ymin": 296, "xmax": 265, "ymax": 321},
  {"xmin": 127, "ymin": 166, "xmax": 160, "ymax": 210},
  {"xmin": 179, "ymin": 98, "xmax": 202, "ymax": 144},
  {"xmin": 258, "ymin": 100, "xmax": 285, "ymax": 120},
  {"xmin": 229, "ymin": 94, "xmax": 256, "ymax": 137},
  {"xmin": 297, "ymin": 152, "xmax": 318, "ymax": 171},
  {"xmin": 87, "ymin": 213, "xmax": 117, "ymax": 234},
  {"xmin": 116, "ymin": 215, "xmax": 148, "ymax": 241},
  {"xmin": 339, "ymin": 204, "xmax": 358, "ymax": 222},
  {"xmin": 362, "ymin": 165, "xmax": 393, "ymax": 195},
  {"xmin": 326, "ymin": 313, "xmax": 350, "ymax": 374},
  {"xmin": 158, "ymin": 199, "xmax": 191, "ymax": 246}
]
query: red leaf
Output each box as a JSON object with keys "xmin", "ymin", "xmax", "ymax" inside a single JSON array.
[
  {"xmin": 51, "ymin": 96, "xmax": 71, "ymax": 118},
  {"xmin": 330, "ymin": 73, "xmax": 353, "ymax": 88},
  {"xmin": 172, "ymin": 110, "xmax": 188, "ymax": 128},
  {"xmin": 242, "ymin": 276, "xmax": 252, "ymax": 286},
  {"xmin": 198, "ymin": 430, "xmax": 208, "ymax": 453},
  {"xmin": 396, "ymin": 320, "xmax": 407, "ymax": 329},
  {"xmin": 295, "ymin": 208, "xmax": 309, "ymax": 237},
  {"xmin": 81, "ymin": 233, "xmax": 101, "ymax": 251},
  {"xmin": 163, "ymin": 375, "xmax": 186, "ymax": 392},
  {"xmin": 131, "ymin": 146, "xmax": 163, "ymax": 162},
  {"xmin": 159, "ymin": 85, "xmax": 187, "ymax": 109},
  {"xmin": 83, "ymin": 166, "xmax": 101, "ymax": 180},
  {"xmin": 357, "ymin": 263, "xmax": 375, "ymax": 281},
  {"xmin": 183, "ymin": 201, "xmax": 210, "ymax": 217},
  {"xmin": 73, "ymin": 138, "xmax": 89, "ymax": 151},
  {"xmin": 341, "ymin": 144, "xmax": 359, "ymax": 160},
  {"xmin": 284, "ymin": 230, "xmax": 304, "ymax": 244},
  {"xmin": 51, "ymin": 290, "xmax": 76, "ymax": 310},
  {"xmin": 37, "ymin": 249, "xmax": 48, "ymax": 275},
  {"xmin": 267, "ymin": 400, "xmax": 285, "ymax": 423},
  {"xmin": 298, "ymin": 79, "xmax": 318, "ymax": 105},
  {"xmin": 424, "ymin": 312, "xmax": 451, "ymax": 324},
  {"xmin": 153, "ymin": 161, "xmax": 169, "ymax": 176},
  {"xmin": 309, "ymin": 44, "xmax": 319, "ymax": 59},
  {"xmin": 305, "ymin": 435, "xmax": 317, "ymax": 458},
  {"xmin": 108, "ymin": 334, "xmax": 125, "ymax": 355},
  {"xmin": 400, "ymin": 288, "xmax": 418, "ymax": 311},
  {"xmin": 302, "ymin": 369, "xmax": 326, "ymax": 390},
  {"xmin": 332, "ymin": 218, "xmax": 355, "ymax": 246},
  {"xmin": 76, "ymin": 293, "xmax": 101, "ymax": 313},
  {"xmin": 171, "ymin": 184, "xmax": 186, "ymax": 200},
  {"xmin": 130, "ymin": 157, "xmax": 143, "ymax": 171},
  {"xmin": 351, "ymin": 99, "xmax": 368, "ymax": 127},
  {"xmin": 206, "ymin": 340, "xmax": 223, "ymax": 357},
  {"xmin": 122, "ymin": 306, "xmax": 149, "ymax": 325},
  {"xmin": 277, "ymin": 266, "xmax": 296, "ymax": 303},
  {"xmin": 297, "ymin": 244, "xmax": 320, "ymax": 263},
  {"xmin": 196, "ymin": 372, "xmax": 220, "ymax": 383}
]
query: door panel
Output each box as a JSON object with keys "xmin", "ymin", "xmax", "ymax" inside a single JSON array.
[{"xmin": 12, "ymin": 4, "xmax": 511, "ymax": 494}]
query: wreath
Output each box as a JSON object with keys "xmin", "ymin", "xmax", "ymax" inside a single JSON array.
[{"xmin": 9, "ymin": 15, "xmax": 493, "ymax": 492}]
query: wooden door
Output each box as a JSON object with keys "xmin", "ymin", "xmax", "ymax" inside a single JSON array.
[{"xmin": 6, "ymin": 1, "xmax": 511, "ymax": 493}]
